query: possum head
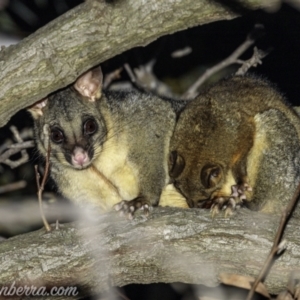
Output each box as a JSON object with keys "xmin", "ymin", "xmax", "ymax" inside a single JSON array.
[
  {"xmin": 168, "ymin": 101, "xmax": 230, "ymax": 208},
  {"xmin": 28, "ymin": 67, "xmax": 107, "ymax": 169},
  {"xmin": 169, "ymin": 151, "xmax": 226, "ymax": 208}
]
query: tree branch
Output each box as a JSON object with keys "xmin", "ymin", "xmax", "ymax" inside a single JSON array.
[
  {"xmin": 0, "ymin": 207, "xmax": 299, "ymax": 298},
  {"xmin": 0, "ymin": 126, "xmax": 34, "ymax": 168},
  {"xmin": 0, "ymin": 0, "xmax": 273, "ymax": 128}
]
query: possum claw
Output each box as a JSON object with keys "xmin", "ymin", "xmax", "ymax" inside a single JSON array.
[
  {"xmin": 210, "ymin": 183, "xmax": 251, "ymax": 216},
  {"xmin": 114, "ymin": 197, "xmax": 152, "ymax": 219},
  {"xmin": 211, "ymin": 196, "xmax": 237, "ymax": 216},
  {"xmin": 231, "ymin": 182, "xmax": 252, "ymax": 204}
]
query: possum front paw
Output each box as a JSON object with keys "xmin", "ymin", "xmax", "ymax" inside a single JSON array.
[
  {"xmin": 114, "ymin": 197, "xmax": 152, "ymax": 219},
  {"xmin": 211, "ymin": 183, "xmax": 252, "ymax": 216}
]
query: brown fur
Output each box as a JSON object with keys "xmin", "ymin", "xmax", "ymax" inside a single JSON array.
[{"xmin": 169, "ymin": 75, "xmax": 300, "ymax": 215}]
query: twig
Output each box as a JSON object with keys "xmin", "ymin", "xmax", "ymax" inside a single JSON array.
[
  {"xmin": 0, "ymin": 127, "xmax": 33, "ymax": 153},
  {"xmin": 0, "ymin": 141, "xmax": 34, "ymax": 162},
  {"xmin": 0, "ymin": 180, "xmax": 27, "ymax": 194},
  {"xmin": 132, "ymin": 59, "xmax": 158, "ymax": 90},
  {"xmin": 124, "ymin": 61, "xmax": 180, "ymax": 99},
  {"xmin": 182, "ymin": 39, "xmax": 254, "ymax": 99},
  {"xmin": 55, "ymin": 219, "xmax": 60, "ymax": 230},
  {"xmin": 103, "ymin": 67, "xmax": 123, "ymax": 89},
  {"xmin": 34, "ymin": 125, "xmax": 51, "ymax": 232},
  {"xmin": 0, "ymin": 126, "xmax": 34, "ymax": 169},
  {"xmin": 182, "ymin": 25, "xmax": 266, "ymax": 100},
  {"xmin": 124, "ymin": 63, "xmax": 137, "ymax": 83},
  {"xmin": 246, "ymin": 181, "xmax": 300, "ymax": 300},
  {"xmin": 8, "ymin": 141, "xmax": 35, "ymax": 149},
  {"xmin": 235, "ymin": 46, "xmax": 269, "ymax": 76},
  {"xmin": 10, "ymin": 125, "xmax": 23, "ymax": 143}
]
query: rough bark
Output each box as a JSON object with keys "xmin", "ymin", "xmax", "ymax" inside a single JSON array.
[
  {"xmin": 0, "ymin": 207, "xmax": 299, "ymax": 298},
  {"xmin": 0, "ymin": 0, "xmax": 271, "ymax": 128}
]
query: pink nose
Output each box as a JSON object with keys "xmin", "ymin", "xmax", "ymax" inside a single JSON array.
[{"xmin": 72, "ymin": 147, "xmax": 89, "ymax": 167}]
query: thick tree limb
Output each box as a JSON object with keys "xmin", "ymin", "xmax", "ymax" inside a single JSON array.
[
  {"xmin": 0, "ymin": 207, "xmax": 299, "ymax": 298},
  {"xmin": 0, "ymin": 0, "xmax": 272, "ymax": 128}
]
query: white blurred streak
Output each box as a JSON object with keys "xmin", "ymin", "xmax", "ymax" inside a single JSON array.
[
  {"xmin": 171, "ymin": 46, "xmax": 192, "ymax": 58},
  {"xmin": 75, "ymin": 206, "xmax": 123, "ymax": 299},
  {"xmin": 0, "ymin": 196, "xmax": 79, "ymax": 234},
  {"xmin": 0, "ymin": 33, "xmax": 19, "ymax": 47}
]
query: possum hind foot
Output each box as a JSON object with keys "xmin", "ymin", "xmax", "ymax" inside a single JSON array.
[
  {"xmin": 211, "ymin": 183, "xmax": 252, "ymax": 217},
  {"xmin": 114, "ymin": 197, "xmax": 152, "ymax": 219}
]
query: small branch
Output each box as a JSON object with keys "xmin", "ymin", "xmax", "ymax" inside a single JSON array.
[
  {"xmin": 246, "ymin": 181, "xmax": 300, "ymax": 300},
  {"xmin": 0, "ymin": 126, "xmax": 34, "ymax": 169},
  {"xmin": 0, "ymin": 127, "xmax": 33, "ymax": 153},
  {"xmin": 103, "ymin": 67, "xmax": 123, "ymax": 89},
  {"xmin": 182, "ymin": 25, "xmax": 266, "ymax": 100},
  {"xmin": 0, "ymin": 180, "xmax": 27, "ymax": 194},
  {"xmin": 34, "ymin": 125, "xmax": 51, "ymax": 232},
  {"xmin": 124, "ymin": 61, "xmax": 180, "ymax": 99},
  {"xmin": 124, "ymin": 63, "xmax": 136, "ymax": 83},
  {"xmin": 8, "ymin": 141, "xmax": 35, "ymax": 149},
  {"xmin": 40, "ymin": 125, "xmax": 51, "ymax": 192},
  {"xmin": 0, "ymin": 142, "xmax": 34, "ymax": 165},
  {"xmin": 3, "ymin": 152, "xmax": 29, "ymax": 169},
  {"xmin": 182, "ymin": 37, "xmax": 253, "ymax": 99},
  {"xmin": 10, "ymin": 126, "xmax": 23, "ymax": 143},
  {"xmin": 235, "ymin": 46, "xmax": 269, "ymax": 76}
]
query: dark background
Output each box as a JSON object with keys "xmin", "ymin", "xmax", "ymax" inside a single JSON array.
[{"xmin": 0, "ymin": 1, "xmax": 299, "ymax": 299}]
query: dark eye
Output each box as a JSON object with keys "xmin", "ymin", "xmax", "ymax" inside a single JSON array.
[
  {"xmin": 210, "ymin": 168, "xmax": 220, "ymax": 178},
  {"xmin": 200, "ymin": 164, "xmax": 222, "ymax": 189},
  {"xmin": 50, "ymin": 128, "xmax": 64, "ymax": 143},
  {"xmin": 83, "ymin": 119, "xmax": 97, "ymax": 135}
]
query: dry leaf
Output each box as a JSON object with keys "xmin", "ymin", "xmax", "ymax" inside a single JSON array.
[{"xmin": 219, "ymin": 273, "xmax": 270, "ymax": 298}]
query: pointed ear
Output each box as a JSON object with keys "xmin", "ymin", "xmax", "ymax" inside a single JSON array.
[
  {"xmin": 74, "ymin": 66, "xmax": 103, "ymax": 102},
  {"xmin": 27, "ymin": 98, "xmax": 48, "ymax": 119}
]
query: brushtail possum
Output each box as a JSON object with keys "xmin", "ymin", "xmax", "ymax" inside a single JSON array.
[
  {"xmin": 28, "ymin": 67, "xmax": 186, "ymax": 218},
  {"xmin": 169, "ymin": 75, "xmax": 300, "ymax": 216}
]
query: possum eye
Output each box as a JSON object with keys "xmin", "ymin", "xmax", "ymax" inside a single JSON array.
[
  {"xmin": 201, "ymin": 164, "xmax": 222, "ymax": 189},
  {"xmin": 83, "ymin": 119, "xmax": 97, "ymax": 136},
  {"xmin": 50, "ymin": 128, "xmax": 64, "ymax": 144}
]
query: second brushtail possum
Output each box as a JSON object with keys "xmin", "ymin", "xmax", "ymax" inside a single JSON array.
[
  {"xmin": 169, "ymin": 75, "xmax": 300, "ymax": 216},
  {"xmin": 28, "ymin": 67, "xmax": 186, "ymax": 217}
]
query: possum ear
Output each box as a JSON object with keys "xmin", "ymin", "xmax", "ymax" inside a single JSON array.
[
  {"xmin": 74, "ymin": 66, "xmax": 103, "ymax": 102},
  {"xmin": 169, "ymin": 151, "xmax": 185, "ymax": 178},
  {"xmin": 27, "ymin": 98, "xmax": 48, "ymax": 119}
]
